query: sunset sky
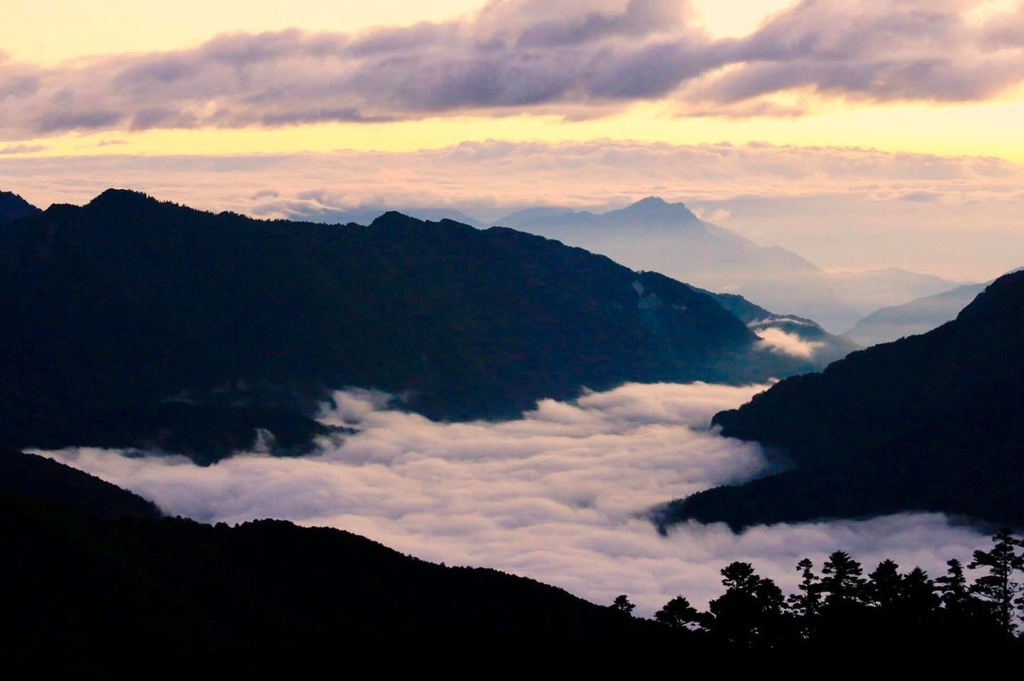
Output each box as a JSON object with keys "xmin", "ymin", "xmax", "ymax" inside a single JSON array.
[{"xmin": 2, "ymin": 0, "xmax": 1023, "ymax": 279}]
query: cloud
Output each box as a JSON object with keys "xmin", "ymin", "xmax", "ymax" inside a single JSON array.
[
  {"xmin": 898, "ymin": 190, "xmax": 941, "ymax": 202},
  {"xmin": 689, "ymin": 0, "xmax": 1024, "ymax": 106},
  {"xmin": 0, "ymin": 0, "xmax": 1021, "ymax": 138},
  {"xmin": 38, "ymin": 381, "xmax": 992, "ymax": 618},
  {"xmin": 0, "ymin": 143, "xmax": 46, "ymax": 154},
  {"xmin": 755, "ymin": 327, "xmax": 825, "ymax": 358},
  {"xmin": 4, "ymin": 139, "xmax": 1022, "ymax": 280}
]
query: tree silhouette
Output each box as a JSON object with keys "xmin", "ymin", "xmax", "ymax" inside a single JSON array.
[
  {"xmin": 866, "ymin": 559, "xmax": 903, "ymax": 608},
  {"xmin": 820, "ymin": 550, "xmax": 867, "ymax": 607},
  {"xmin": 787, "ymin": 557, "xmax": 821, "ymax": 639},
  {"xmin": 705, "ymin": 561, "xmax": 794, "ymax": 650},
  {"xmin": 968, "ymin": 528, "xmax": 1024, "ymax": 637},
  {"xmin": 611, "ymin": 594, "xmax": 635, "ymax": 617},
  {"xmin": 654, "ymin": 595, "xmax": 701, "ymax": 630}
]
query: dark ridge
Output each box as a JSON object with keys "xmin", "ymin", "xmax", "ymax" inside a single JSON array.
[
  {"xmin": 0, "ymin": 445, "xmax": 161, "ymax": 520},
  {"xmin": 657, "ymin": 269, "xmax": 1024, "ymax": 530},
  {"xmin": 0, "ymin": 190, "xmax": 42, "ymax": 224},
  {"xmin": 0, "ymin": 494, "xmax": 702, "ymax": 674},
  {"xmin": 0, "ymin": 188, "xmax": 822, "ymax": 462}
]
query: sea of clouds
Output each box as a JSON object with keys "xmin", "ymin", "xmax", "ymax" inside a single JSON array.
[{"xmin": 40, "ymin": 381, "xmax": 991, "ymax": 618}]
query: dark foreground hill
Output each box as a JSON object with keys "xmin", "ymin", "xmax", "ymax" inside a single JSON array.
[
  {"xmin": 0, "ymin": 447, "xmax": 701, "ymax": 675},
  {"xmin": 0, "ymin": 188, "xmax": 822, "ymax": 461},
  {"xmin": 8, "ymin": 446, "xmax": 1020, "ymax": 673},
  {"xmin": 656, "ymin": 269, "xmax": 1024, "ymax": 531}
]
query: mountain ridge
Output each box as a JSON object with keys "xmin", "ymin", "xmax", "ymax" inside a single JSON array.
[
  {"xmin": 0, "ymin": 187, "xmax": 832, "ymax": 462},
  {"xmin": 655, "ymin": 269, "xmax": 1024, "ymax": 530}
]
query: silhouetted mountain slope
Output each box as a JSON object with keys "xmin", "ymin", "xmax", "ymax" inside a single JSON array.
[
  {"xmin": 283, "ymin": 203, "xmax": 488, "ymax": 228},
  {"xmin": 0, "ymin": 189, "xmax": 820, "ymax": 461},
  {"xmin": 845, "ymin": 281, "xmax": 989, "ymax": 347},
  {"xmin": 0, "ymin": 190, "xmax": 41, "ymax": 224},
  {"xmin": 0, "ymin": 446, "xmax": 160, "ymax": 520},
  {"xmin": 0, "ymin": 478, "xmax": 693, "ymax": 674},
  {"xmin": 656, "ymin": 270, "xmax": 1024, "ymax": 530}
]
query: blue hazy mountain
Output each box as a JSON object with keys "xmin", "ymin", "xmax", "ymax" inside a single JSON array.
[
  {"xmin": 845, "ymin": 281, "xmax": 991, "ymax": 347},
  {"xmin": 275, "ymin": 196, "xmax": 960, "ymax": 333},
  {"xmin": 494, "ymin": 198, "xmax": 960, "ymax": 332}
]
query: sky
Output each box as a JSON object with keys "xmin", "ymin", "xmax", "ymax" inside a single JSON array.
[
  {"xmin": 37, "ymin": 383, "xmax": 994, "ymax": 619},
  {"xmin": 2, "ymin": 0, "xmax": 1023, "ymax": 279}
]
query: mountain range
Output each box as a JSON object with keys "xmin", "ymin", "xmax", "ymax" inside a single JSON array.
[
  {"xmin": 3, "ymin": 188, "xmax": 1016, "ymax": 530},
  {"xmin": 3, "ymin": 186, "xmax": 1024, "ymax": 665},
  {"xmin": 305, "ymin": 196, "xmax": 967, "ymax": 333},
  {"xmin": 0, "ymin": 188, "xmax": 846, "ymax": 463}
]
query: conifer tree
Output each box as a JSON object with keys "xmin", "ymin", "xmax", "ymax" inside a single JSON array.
[
  {"xmin": 967, "ymin": 528, "xmax": 1024, "ymax": 636},
  {"xmin": 654, "ymin": 595, "xmax": 702, "ymax": 630}
]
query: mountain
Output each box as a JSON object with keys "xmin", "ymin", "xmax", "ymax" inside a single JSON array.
[
  {"xmin": 845, "ymin": 281, "xmax": 990, "ymax": 347},
  {"xmin": 277, "ymin": 203, "xmax": 487, "ymax": 228},
  {"xmin": 496, "ymin": 196, "xmax": 821, "ymax": 280},
  {"xmin": 0, "ymin": 190, "xmax": 41, "ymax": 224},
  {"xmin": 694, "ymin": 288, "xmax": 860, "ymax": 367},
  {"xmin": 495, "ymin": 197, "xmax": 924, "ymax": 332},
  {"xmin": 276, "ymin": 196, "xmax": 958, "ymax": 333},
  {"xmin": 0, "ymin": 445, "xmax": 160, "ymax": 520},
  {"xmin": 654, "ymin": 270, "xmax": 1024, "ymax": 531},
  {"xmin": 0, "ymin": 188, "xmax": 827, "ymax": 463},
  {"xmin": 0, "ymin": 447, "xmax": 695, "ymax": 674}
]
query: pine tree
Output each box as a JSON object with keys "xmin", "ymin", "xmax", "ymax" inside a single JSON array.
[
  {"xmin": 654, "ymin": 595, "xmax": 702, "ymax": 630},
  {"xmin": 967, "ymin": 528, "xmax": 1024, "ymax": 637}
]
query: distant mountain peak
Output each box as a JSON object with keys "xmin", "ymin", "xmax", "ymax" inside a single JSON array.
[
  {"xmin": 632, "ymin": 196, "xmax": 669, "ymax": 208},
  {"xmin": 87, "ymin": 187, "xmax": 159, "ymax": 207},
  {"xmin": 618, "ymin": 196, "xmax": 699, "ymax": 222}
]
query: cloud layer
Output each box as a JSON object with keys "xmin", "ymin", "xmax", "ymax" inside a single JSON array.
[
  {"xmin": 3, "ymin": 139, "xmax": 1022, "ymax": 280},
  {"xmin": 1, "ymin": 0, "xmax": 1022, "ymax": 138},
  {"xmin": 40, "ymin": 381, "xmax": 992, "ymax": 618}
]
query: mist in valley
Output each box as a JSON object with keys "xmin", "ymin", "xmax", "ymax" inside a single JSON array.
[{"xmin": 39, "ymin": 381, "xmax": 991, "ymax": 618}]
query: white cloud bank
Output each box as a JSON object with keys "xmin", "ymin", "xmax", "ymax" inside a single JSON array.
[{"xmin": 40, "ymin": 381, "xmax": 992, "ymax": 618}]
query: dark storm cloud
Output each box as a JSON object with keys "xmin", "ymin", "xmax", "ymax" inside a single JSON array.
[{"xmin": 1, "ymin": 0, "xmax": 1021, "ymax": 139}]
